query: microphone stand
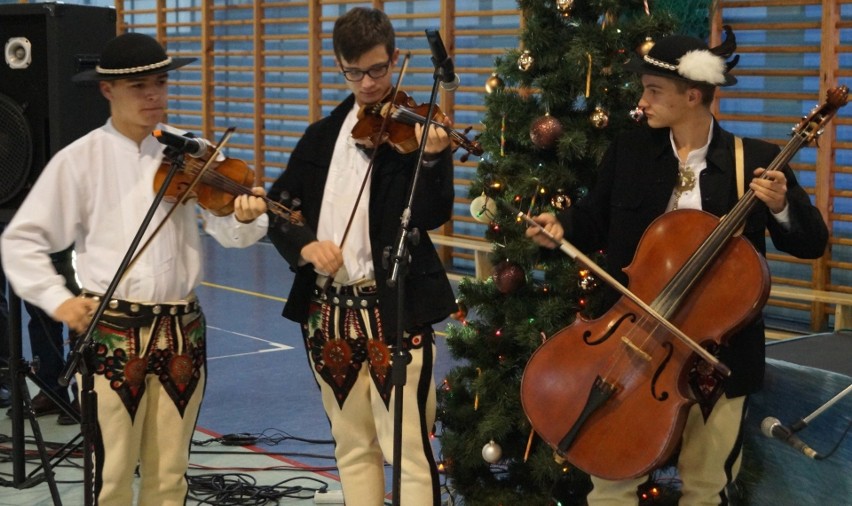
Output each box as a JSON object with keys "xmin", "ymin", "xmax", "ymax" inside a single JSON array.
[
  {"xmin": 58, "ymin": 147, "xmax": 187, "ymax": 506},
  {"xmin": 790, "ymin": 382, "xmax": 852, "ymax": 432},
  {"xmin": 385, "ymin": 63, "xmax": 445, "ymax": 506}
]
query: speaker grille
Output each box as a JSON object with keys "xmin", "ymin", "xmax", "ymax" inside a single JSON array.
[{"xmin": 0, "ymin": 92, "xmax": 32, "ymax": 205}]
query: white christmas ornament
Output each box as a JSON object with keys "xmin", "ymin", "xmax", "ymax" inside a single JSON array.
[
  {"xmin": 470, "ymin": 193, "xmax": 497, "ymax": 223},
  {"xmin": 481, "ymin": 440, "xmax": 503, "ymax": 464}
]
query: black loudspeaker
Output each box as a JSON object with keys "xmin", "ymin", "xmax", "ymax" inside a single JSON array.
[{"xmin": 0, "ymin": 3, "xmax": 116, "ymax": 222}]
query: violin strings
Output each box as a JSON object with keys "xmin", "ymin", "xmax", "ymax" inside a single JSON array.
[{"xmin": 182, "ymin": 159, "xmax": 296, "ymax": 219}]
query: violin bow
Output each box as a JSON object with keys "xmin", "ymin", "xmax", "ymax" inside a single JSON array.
[
  {"xmin": 121, "ymin": 127, "xmax": 236, "ymax": 279},
  {"xmin": 319, "ymin": 52, "xmax": 412, "ymax": 293},
  {"xmin": 512, "ymin": 206, "xmax": 732, "ymax": 377}
]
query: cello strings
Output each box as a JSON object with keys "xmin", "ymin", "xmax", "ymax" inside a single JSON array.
[{"xmin": 629, "ymin": 122, "xmax": 811, "ymax": 374}]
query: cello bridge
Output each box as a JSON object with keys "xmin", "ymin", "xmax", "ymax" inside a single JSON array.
[{"xmin": 621, "ymin": 336, "xmax": 652, "ymax": 362}]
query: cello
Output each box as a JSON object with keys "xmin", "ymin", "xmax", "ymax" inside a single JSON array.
[{"xmin": 519, "ymin": 86, "xmax": 848, "ymax": 480}]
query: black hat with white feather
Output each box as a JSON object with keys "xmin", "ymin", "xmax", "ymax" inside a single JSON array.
[{"xmin": 624, "ymin": 26, "xmax": 740, "ymax": 87}]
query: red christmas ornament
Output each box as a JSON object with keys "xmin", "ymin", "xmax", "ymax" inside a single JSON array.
[
  {"xmin": 450, "ymin": 299, "xmax": 468, "ymax": 320},
  {"xmin": 529, "ymin": 113, "xmax": 563, "ymax": 149},
  {"xmin": 492, "ymin": 260, "xmax": 526, "ymax": 294}
]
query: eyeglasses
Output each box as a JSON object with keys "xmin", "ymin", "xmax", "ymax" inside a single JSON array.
[{"xmin": 339, "ymin": 60, "xmax": 392, "ymax": 82}]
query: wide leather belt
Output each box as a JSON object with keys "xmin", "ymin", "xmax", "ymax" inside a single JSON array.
[
  {"xmin": 312, "ymin": 282, "xmax": 379, "ymax": 310},
  {"xmin": 81, "ymin": 290, "xmax": 200, "ymax": 318}
]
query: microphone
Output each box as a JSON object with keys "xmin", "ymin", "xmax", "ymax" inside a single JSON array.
[
  {"xmin": 760, "ymin": 416, "xmax": 819, "ymax": 459},
  {"xmin": 425, "ymin": 29, "xmax": 459, "ymax": 91},
  {"xmin": 153, "ymin": 129, "xmax": 210, "ymax": 158}
]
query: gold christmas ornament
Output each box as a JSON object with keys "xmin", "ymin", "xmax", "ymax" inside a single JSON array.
[
  {"xmin": 485, "ymin": 73, "xmax": 504, "ymax": 94},
  {"xmin": 555, "ymin": 0, "xmax": 574, "ymax": 17},
  {"xmin": 517, "ymin": 49, "xmax": 534, "ymax": 72},
  {"xmin": 550, "ymin": 190, "xmax": 572, "ymax": 210},
  {"xmin": 637, "ymin": 36, "xmax": 655, "ymax": 57},
  {"xmin": 529, "ymin": 112, "xmax": 563, "ymax": 150},
  {"xmin": 590, "ymin": 106, "xmax": 609, "ymax": 129}
]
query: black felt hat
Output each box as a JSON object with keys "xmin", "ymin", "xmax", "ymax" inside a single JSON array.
[
  {"xmin": 624, "ymin": 26, "xmax": 740, "ymax": 87},
  {"xmin": 72, "ymin": 32, "xmax": 195, "ymax": 82}
]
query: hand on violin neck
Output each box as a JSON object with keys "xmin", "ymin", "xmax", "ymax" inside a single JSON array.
[
  {"xmin": 415, "ymin": 120, "xmax": 451, "ymax": 156},
  {"xmin": 234, "ymin": 186, "xmax": 268, "ymax": 223},
  {"xmin": 525, "ymin": 212, "xmax": 564, "ymax": 249}
]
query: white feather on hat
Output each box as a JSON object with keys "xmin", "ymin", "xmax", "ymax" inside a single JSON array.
[{"xmin": 677, "ymin": 50, "xmax": 727, "ymax": 86}]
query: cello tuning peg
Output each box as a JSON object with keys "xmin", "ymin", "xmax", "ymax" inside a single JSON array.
[
  {"xmin": 460, "ymin": 153, "xmax": 470, "ymax": 163},
  {"xmin": 463, "ymin": 125, "xmax": 473, "ymax": 135}
]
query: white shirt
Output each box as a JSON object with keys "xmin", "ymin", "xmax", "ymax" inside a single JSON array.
[
  {"xmin": 0, "ymin": 119, "xmax": 268, "ymax": 316},
  {"xmin": 316, "ymin": 104, "xmax": 373, "ymax": 284},
  {"xmin": 666, "ymin": 127, "xmax": 711, "ymax": 212}
]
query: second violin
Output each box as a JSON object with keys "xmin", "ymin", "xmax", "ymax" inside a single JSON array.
[{"xmin": 351, "ymin": 88, "xmax": 483, "ymax": 162}]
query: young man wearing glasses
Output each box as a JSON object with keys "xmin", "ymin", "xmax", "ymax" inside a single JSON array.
[{"xmin": 267, "ymin": 7, "xmax": 456, "ymax": 506}]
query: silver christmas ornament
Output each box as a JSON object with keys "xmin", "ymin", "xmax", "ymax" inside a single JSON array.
[{"xmin": 482, "ymin": 440, "xmax": 503, "ymax": 464}]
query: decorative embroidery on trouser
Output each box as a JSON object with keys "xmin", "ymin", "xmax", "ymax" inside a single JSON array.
[
  {"xmin": 91, "ymin": 312, "xmax": 206, "ymax": 421},
  {"xmin": 305, "ymin": 300, "xmax": 425, "ymax": 409}
]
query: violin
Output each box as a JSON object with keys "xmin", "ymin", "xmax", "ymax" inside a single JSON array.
[
  {"xmin": 351, "ymin": 89, "xmax": 483, "ymax": 162},
  {"xmin": 519, "ymin": 85, "xmax": 849, "ymax": 480},
  {"xmin": 152, "ymin": 130, "xmax": 303, "ymax": 225}
]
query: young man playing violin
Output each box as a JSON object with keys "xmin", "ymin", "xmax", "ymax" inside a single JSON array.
[
  {"xmin": 267, "ymin": 7, "xmax": 456, "ymax": 505},
  {"xmin": 1, "ymin": 32, "xmax": 268, "ymax": 505},
  {"xmin": 527, "ymin": 31, "xmax": 828, "ymax": 505}
]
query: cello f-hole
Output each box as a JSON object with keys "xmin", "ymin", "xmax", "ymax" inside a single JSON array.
[
  {"xmin": 584, "ymin": 312, "xmax": 637, "ymax": 345},
  {"xmin": 650, "ymin": 342, "xmax": 673, "ymax": 401}
]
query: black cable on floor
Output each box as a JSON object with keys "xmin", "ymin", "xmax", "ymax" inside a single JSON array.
[{"xmin": 186, "ymin": 473, "xmax": 328, "ymax": 505}]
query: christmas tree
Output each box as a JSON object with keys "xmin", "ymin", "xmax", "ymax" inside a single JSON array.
[{"xmin": 436, "ymin": 1, "xmax": 712, "ymax": 504}]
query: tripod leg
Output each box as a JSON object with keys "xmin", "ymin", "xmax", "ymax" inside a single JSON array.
[
  {"xmin": 5, "ymin": 290, "xmax": 64, "ymax": 505},
  {"xmin": 11, "ymin": 364, "xmax": 64, "ymax": 505}
]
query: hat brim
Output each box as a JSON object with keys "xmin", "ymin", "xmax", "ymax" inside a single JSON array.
[
  {"xmin": 623, "ymin": 57, "xmax": 737, "ymax": 87},
  {"xmin": 72, "ymin": 57, "xmax": 196, "ymax": 83}
]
